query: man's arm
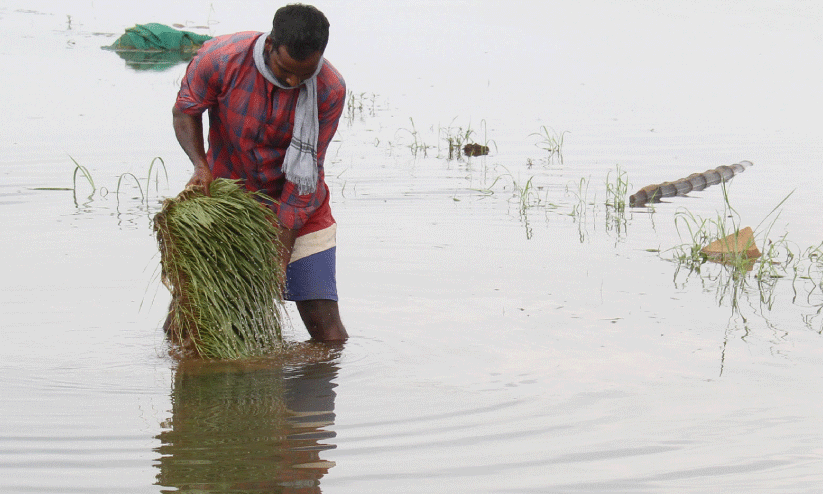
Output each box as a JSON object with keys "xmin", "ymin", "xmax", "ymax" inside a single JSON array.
[{"xmin": 172, "ymin": 105, "xmax": 213, "ymax": 194}]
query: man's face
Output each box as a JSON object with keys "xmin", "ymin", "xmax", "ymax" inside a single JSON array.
[{"xmin": 264, "ymin": 37, "xmax": 322, "ymax": 88}]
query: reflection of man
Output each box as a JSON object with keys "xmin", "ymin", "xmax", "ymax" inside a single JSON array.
[
  {"xmin": 155, "ymin": 355, "xmax": 341, "ymax": 491},
  {"xmin": 172, "ymin": 4, "xmax": 348, "ymax": 341}
]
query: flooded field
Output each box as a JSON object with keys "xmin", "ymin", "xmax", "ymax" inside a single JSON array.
[{"xmin": 2, "ymin": 1, "xmax": 823, "ymax": 492}]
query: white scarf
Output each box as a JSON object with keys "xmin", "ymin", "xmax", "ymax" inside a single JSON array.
[{"xmin": 253, "ymin": 33, "xmax": 324, "ymax": 195}]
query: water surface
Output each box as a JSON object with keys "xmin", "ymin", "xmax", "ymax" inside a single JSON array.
[{"xmin": 2, "ymin": 1, "xmax": 823, "ymax": 492}]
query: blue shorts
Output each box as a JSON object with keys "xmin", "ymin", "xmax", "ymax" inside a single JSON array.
[{"xmin": 284, "ymin": 223, "xmax": 338, "ymax": 302}]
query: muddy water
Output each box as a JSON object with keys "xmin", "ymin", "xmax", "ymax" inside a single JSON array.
[{"xmin": 2, "ymin": 1, "xmax": 823, "ymax": 492}]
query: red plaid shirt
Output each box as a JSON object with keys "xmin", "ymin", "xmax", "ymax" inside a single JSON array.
[{"xmin": 175, "ymin": 32, "xmax": 346, "ymax": 231}]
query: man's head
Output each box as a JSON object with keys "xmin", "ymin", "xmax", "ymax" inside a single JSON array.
[
  {"xmin": 264, "ymin": 4, "xmax": 329, "ymax": 87},
  {"xmin": 270, "ymin": 4, "xmax": 329, "ymax": 61}
]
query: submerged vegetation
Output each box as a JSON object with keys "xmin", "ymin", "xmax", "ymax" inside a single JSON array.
[
  {"xmin": 665, "ymin": 182, "xmax": 822, "ymax": 330},
  {"xmin": 116, "ymin": 157, "xmax": 168, "ymax": 206},
  {"xmin": 439, "ymin": 119, "xmax": 497, "ymax": 160},
  {"xmin": 345, "ymin": 90, "xmax": 381, "ymax": 123},
  {"xmin": 605, "ymin": 164, "xmax": 629, "ymax": 212},
  {"xmin": 394, "ymin": 117, "xmax": 500, "ymax": 160},
  {"xmin": 63, "ymin": 155, "xmax": 169, "ymax": 209},
  {"xmin": 71, "ymin": 155, "xmax": 96, "ymax": 194},
  {"xmin": 530, "ymin": 126, "xmax": 567, "ymax": 163},
  {"xmin": 60, "ymin": 90, "xmax": 820, "ymax": 339},
  {"xmin": 396, "ymin": 117, "xmax": 434, "ymax": 157},
  {"xmin": 439, "ymin": 119, "xmax": 475, "ymax": 160},
  {"xmin": 669, "ymin": 182, "xmax": 794, "ymax": 276},
  {"xmin": 154, "ymin": 179, "xmax": 284, "ymax": 359}
]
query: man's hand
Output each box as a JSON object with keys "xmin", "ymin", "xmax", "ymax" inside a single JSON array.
[{"xmin": 187, "ymin": 165, "xmax": 214, "ymax": 195}]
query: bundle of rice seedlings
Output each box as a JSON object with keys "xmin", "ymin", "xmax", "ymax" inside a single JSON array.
[{"xmin": 153, "ymin": 179, "xmax": 284, "ymax": 359}]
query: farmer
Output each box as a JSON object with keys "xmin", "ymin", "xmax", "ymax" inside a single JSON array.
[{"xmin": 172, "ymin": 4, "xmax": 348, "ymax": 341}]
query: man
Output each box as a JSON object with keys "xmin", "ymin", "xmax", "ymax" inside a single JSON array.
[{"xmin": 172, "ymin": 4, "xmax": 348, "ymax": 341}]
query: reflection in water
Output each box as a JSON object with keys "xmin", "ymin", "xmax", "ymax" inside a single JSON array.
[
  {"xmin": 155, "ymin": 348, "xmax": 341, "ymax": 493},
  {"xmin": 108, "ymin": 49, "xmax": 197, "ymax": 71},
  {"xmin": 672, "ymin": 259, "xmax": 823, "ymax": 376}
]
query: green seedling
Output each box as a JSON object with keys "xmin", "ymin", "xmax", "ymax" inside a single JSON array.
[
  {"xmin": 530, "ymin": 126, "xmax": 568, "ymax": 163},
  {"xmin": 440, "ymin": 118, "xmax": 498, "ymax": 160},
  {"xmin": 69, "ymin": 155, "xmax": 96, "ymax": 206},
  {"xmin": 146, "ymin": 156, "xmax": 169, "ymax": 202},
  {"xmin": 70, "ymin": 155, "xmax": 96, "ymax": 192},
  {"xmin": 345, "ymin": 90, "xmax": 378, "ymax": 121},
  {"xmin": 477, "ymin": 119, "xmax": 498, "ymax": 154},
  {"xmin": 669, "ymin": 183, "xmax": 804, "ymax": 314},
  {"xmin": 606, "ymin": 164, "xmax": 629, "ymax": 212},
  {"xmin": 116, "ymin": 172, "xmax": 145, "ymax": 205},
  {"xmin": 396, "ymin": 118, "xmax": 432, "ymax": 158},
  {"xmin": 567, "ymin": 176, "xmax": 591, "ymax": 220},
  {"xmin": 154, "ymin": 179, "xmax": 284, "ymax": 359},
  {"xmin": 439, "ymin": 118, "xmax": 475, "ymax": 160}
]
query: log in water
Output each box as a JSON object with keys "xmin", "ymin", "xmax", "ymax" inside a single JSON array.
[{"xmin": 629, "ymin": 160, "xmax": 753, "ymax": 206}]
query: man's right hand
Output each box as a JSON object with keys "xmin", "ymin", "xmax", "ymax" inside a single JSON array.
[{"xmin": 187, "ymin": 165, "xmax": 214, "ymax": 196}]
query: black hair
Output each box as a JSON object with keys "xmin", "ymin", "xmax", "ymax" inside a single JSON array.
[{"xmin": 270, "ymin": 4, "xmax": 330, "ymax": 61}]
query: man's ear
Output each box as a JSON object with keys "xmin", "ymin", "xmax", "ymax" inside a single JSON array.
[{"xmin": 264, "ymin": 35, "xmax": 274, "ymax": 53}]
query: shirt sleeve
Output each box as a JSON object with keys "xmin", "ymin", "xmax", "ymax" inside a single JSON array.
[
  {"xmin": 174, "ymin": 38, "xmax": 224, "ymax": 115},
  {"xmin": 276, "ymin": 68, "xmax": 346, "ymax": 230}
]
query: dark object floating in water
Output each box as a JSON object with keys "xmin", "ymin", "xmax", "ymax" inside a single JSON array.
[
  {"xmin": 629, "ymin": 160, "xmax": 752, "ymax": 207},
  {"xmin": 102, "ymin": 23, "xmax": 212, "ymax": 71},
  {"xmin": 463, "ymin": 143, "xmax": 490, "ymax": 157}
]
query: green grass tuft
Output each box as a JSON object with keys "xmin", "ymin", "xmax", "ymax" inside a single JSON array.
[
  {"xmin": 530, "ymin": 126, "xmax": 568, "ymax": 163},
  {"xmin": 153, "ymin": 179, "xmax": 285, "ymax": 359},
  {"xmin": 606, "ymin": 164, "xmax": 629, "ymax": 212}
]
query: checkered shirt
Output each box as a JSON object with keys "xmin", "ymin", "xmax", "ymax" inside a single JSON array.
[{"xmin": 175, "ymin": 31, "xmax": 346, "ymax": 230}]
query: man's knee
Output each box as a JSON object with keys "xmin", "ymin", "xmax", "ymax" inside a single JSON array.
[{"xmin": 296, "ymin": 299, "xmax": 348, "ymax": 341}]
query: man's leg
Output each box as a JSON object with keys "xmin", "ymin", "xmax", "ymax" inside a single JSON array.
[
  {"xmin": 296, "ymin": 299, "xmax": 348, "ymax": 341},
  {"xmin": 284, "ymin": 219, "xmax": 345, "ymax": 341}
]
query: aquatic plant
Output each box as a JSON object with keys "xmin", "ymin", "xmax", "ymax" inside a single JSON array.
[
  {"xmin": 345, "ymin": 90, "xmax": 378, "ymax": 122},
  {"xmin": 70, "ymin": 155, "xmax": 96, "ymax": 192},
  {"xmin": 477, "ymin": 119, "xmax": 498, "ymax": 155},
  {"xmin": 116, "ymin": 173, "xmax": 144, "ymax": 205},
  {"xmin": 492, "ymin": 167, "xmax": 544, "ymax": 211},
  {"xmin": 146, "ymin": 156, "xmax": 169, "ymax": 202},
  {"xmin": 562, "ymin": 176, "xmax": 597, "ymax": 243},
  {"xmin": 797, "ymin": 242, "xmax": 823, "ymax": 291},
  {"xmin": 439, "ymin": 118, "xmax": 475, "ymax": 160},
  {"xmin": 468, "ymin": 175, "xmax": 503, "ymax": 196},
  {"xmin": 669, "ymin": 182, "xmax": 798, "ymax": 296},
  {"xmin": 65, "ymin": 155, "xmax": 169, "ymax": 211},
  {"xmin": 793, "ymin": 242, "xmax": 823, "ymax": 332},
  {"xmin": 517, "ymin": 176, "xmax": 541, "ymax": 213},
  {"xmin": 530, "ymin": 126, "xmax": 568, "ymax": 163},
  {"xmin": 396, "ymin": 118, "xmax": 433, "ymax": 157},
  {"xmin": 154, "ymin": 179, "xmax": 284, "ymax": 359},
  {"xmin": 605, "ymin": 164, "xmax": 629, "ymax": 212},
  {"xmin": 115, "ymin": 157, "xmax": 169, "ymax": 206},
  {"xmin": 439, "ymin": 119, "xmax": 498, "ymax": 160},
  {"xmin": 671, "ymin": 208, "xmax": 713, "ymax": 273},
  {"xmin": 567, "ymin": 176, "xmax": 592, "ymax": 221},
  {"xmin": 509, "ymin": 174, "xmax": 549, "ymax": 240},
  {"xmin": 665, "ymin": 183, "xmax": 823, "ymax": 333}
]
